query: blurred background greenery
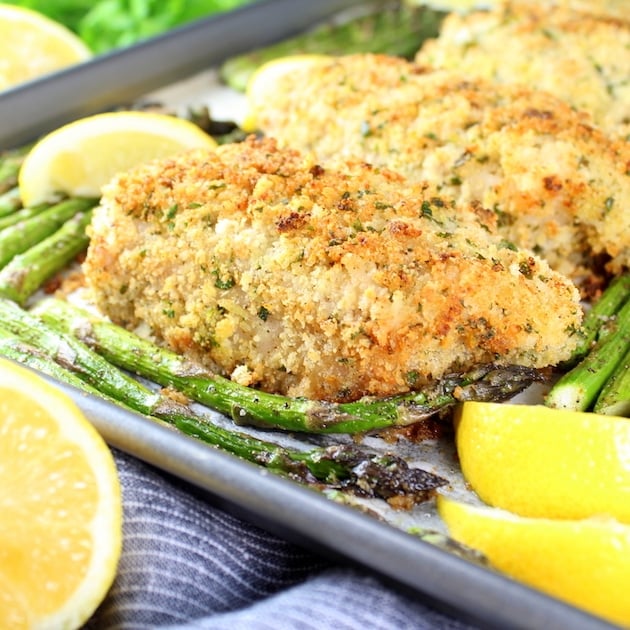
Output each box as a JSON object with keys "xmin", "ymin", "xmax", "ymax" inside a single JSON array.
[{"xmin": 3, "ymin": 0, "xmax": 255, "ymax": 53}]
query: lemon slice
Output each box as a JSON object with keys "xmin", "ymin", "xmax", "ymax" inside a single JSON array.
[
  {"xmin": 19, "ymin": 111, "xmax": 218, "ymax": 206},
  {"xmin": 0, "ymin": 357, "xmax": 122, "ymax": 628},
  {"xmin": 454, "ymin": 401, "xmax": 630, "ymax": 523},
  {"xmin": 438, "ymin": 495, "xmax": 630, "ymax": 626},
  {"xmin": 0, "ymin": 5, "xmax": 92, "ymax": 91},
  {"xmin": 244, "ymin": 54, "xmax": 331, "ymax": 131}
]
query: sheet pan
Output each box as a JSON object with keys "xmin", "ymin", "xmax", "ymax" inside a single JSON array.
[
  {"xmin": 0, "ymin": 2, "xmax": 619, "ymax": 628},
  {"xmin": 51, "ymin": 376, "xmax": 613, "ymax": 630},
  {"xmin": 0, "ymin": 0, "xmax": 364, "ymax": 149}
]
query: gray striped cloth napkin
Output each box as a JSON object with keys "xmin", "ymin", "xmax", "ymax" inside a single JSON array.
[{"xmin": 84, "ymin": 449, "xmax": 478, "ymax": 630}]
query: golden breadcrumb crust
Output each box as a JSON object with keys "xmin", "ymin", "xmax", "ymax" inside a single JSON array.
[
  {"xmin": 539, "ymin": 0, "xmax": 629, "ymax": 20},
  {"xmin": 415, "ymin": 2, "xmax": 630, "ymax": 137},
  {"xmin": 250, "ymin": 54, "xmax": 630, "ymax": 283},
  {"xmin": 84, "ymin": 137, "xmax": 581, "ymax": 402},
  {"xmin": 518, "ymin": 0, "xmax": 628, "ymax": 19},
  {"xmin": 427, "ymin": 0, "xmax": 627, "ymax": 20}
]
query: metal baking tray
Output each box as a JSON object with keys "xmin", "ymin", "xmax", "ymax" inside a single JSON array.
[
  {"xmin": 0, "ymin": 0, "xmax": 364, "ymax": 149},
  {"xmin": 0, "ymin": 2, "xmax": 619, "ymax": 628}
]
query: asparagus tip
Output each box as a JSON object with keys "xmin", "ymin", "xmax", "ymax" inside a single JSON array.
[{"xmin": 314, "ymin": 445, "xmax": 448, "ymax": 507}]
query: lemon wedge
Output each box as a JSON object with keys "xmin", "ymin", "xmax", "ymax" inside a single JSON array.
[
  {"xmin": 0, "ymin": 357, "xmax": 122, "ymax": 629},
  {"xmin": 0, "ymin": 4, "xmax": 91, "ymax": 91},
  {"xmin": 454, "ymin": 401, "xmax": 630, "ymax": 523},
  {"xmin": 438, "ymin": 495, "xmax": 630, "ymax": 626},
  {"xmin": 19, "ymin": 111, "xmax": 218, "ymax": 206},
  {"xmin": 244, "ymin": 54, "xmax": 331, "ymax": 131}
]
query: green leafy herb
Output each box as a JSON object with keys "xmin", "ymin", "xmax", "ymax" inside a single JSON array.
[
  {"xmin": 257, "ymin": 305, "xmax": 270, "ymax": 321},
  {"xmin": 212, "ymin": 269, "xmax": 235, "ymax": 289},
  {"xmin": 4, "ymin": 0, "xmax": 254, "ymax": 53}
]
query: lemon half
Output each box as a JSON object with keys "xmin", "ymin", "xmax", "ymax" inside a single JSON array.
[
  {"xmin": 0, "ymin": 4, "xmax": 91, "ymax": 91},
  {"xmin": 0, "ymin": 357, "xmax": 122, "ymax": 628}
]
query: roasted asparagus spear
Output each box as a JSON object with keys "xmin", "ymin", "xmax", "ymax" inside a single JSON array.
[
  {"xmin": 36, "ymin": 297, "xmax": 542, "ymax": 434},
  {"xmin": 0, "ymin": 144, "xmax": 32, "ymax": 194},
  {"xmin": 594, "ymin": 345, "xmax": 630, "ymax": 417},
  {"xmin": 0, "ymin": 300, "xmax": 446, "ymax": 504},
  {"xmin": 563, "ymin": 273, "xmax": 630, "ymax": 367},
  {"xmin": 0, "ymin": 187, "xmax": 23, "ymax": 218},
  {"xmin": 0, "ymin": 197, "xmax": 96, "ymax": 268},
  {"xmin": 546, "ymin": 295, "xmax": 630, "ymax": 413},
  {"xmin": 0, "ymin": 210, "xmax": 93, "ymax": 305}
]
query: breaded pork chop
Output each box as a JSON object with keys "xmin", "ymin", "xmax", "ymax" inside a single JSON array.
[
  {"xmin": 415, "ymin": 2, "xmax": 630, "ymax": 137},
  {"xmin": 249, "ymin": 54, "xmax": 630, "ymax": 284},
  {"xmin": 84, "ymin": 138, "xmax": 581, "ymax": 402}
]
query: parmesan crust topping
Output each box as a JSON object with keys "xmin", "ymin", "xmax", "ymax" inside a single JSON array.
[
  {"xmin": 250, "ymin": 54, "xmax": 630, "ymax": 284},
  {"xmin": 84, "ymin": 138, "xmax": 581, "ymax": 402},
  {"xmin": 416, "ymin": 1, "xmax": 630, "ymax": 137}
]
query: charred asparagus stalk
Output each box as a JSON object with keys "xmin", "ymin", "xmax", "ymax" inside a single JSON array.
[
  {"xmin": 219, "ymin": 3, "xmax": 446, "ymax": 91},
  {"xmin": 35, "ymin": 297, "xmax": 542, "ymax": 434},
  {"xmin": 0, "ymin": 325, "xmax": 104, "ymax": 396},
  {"xmin": 177, "ymin": 414, "xmax": 447, "ymax": 503},
  {"xmin": 546, "ymin": 297, "xmax": 630, "ymax": 412},
  {"xmin": 0, "ymin": 210, "xmax": 93, "ymax": 305},
  {"xmin": 0, "ymin": 187, "xmax": 23, "ymax": 218},
  {"xmin": 0, "ymin": 298, "xmax": 446, "ymax": 503},
  {"xmin": 0, "ymin": 197, "xmax": 96, "ymax": 268},
  {"xmin": 0, "ymin": 297, "xmax": 163, "ymax": 411}
]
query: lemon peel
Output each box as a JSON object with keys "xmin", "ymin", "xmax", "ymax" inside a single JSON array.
[
  {"xmin": 438, "ymin": 494, "xmax": 630, "ymax": 626},
  {"xmin": 454, "ymin": 401, "xmax": 630, "ymax": 523}
]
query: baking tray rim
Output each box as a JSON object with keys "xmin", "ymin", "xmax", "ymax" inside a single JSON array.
[{"xmin": 53, "ymin": 374, "xmax": 613, "ymax": 630}]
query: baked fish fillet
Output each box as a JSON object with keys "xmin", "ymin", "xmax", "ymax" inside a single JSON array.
[
  {"xmin": 417, "ymin": 0, "xmax": 627, "ymax": 20},
  {"xmin": 415, "ymin": 1, "xmax": 630, "ymax": 137},
  {"xmin": 84, "ymin": 137, "xmax": 581, "ymax": 402},
  {"xmin": 249, "ymin": 54, "xmax": 630, "ymax": 284}
]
